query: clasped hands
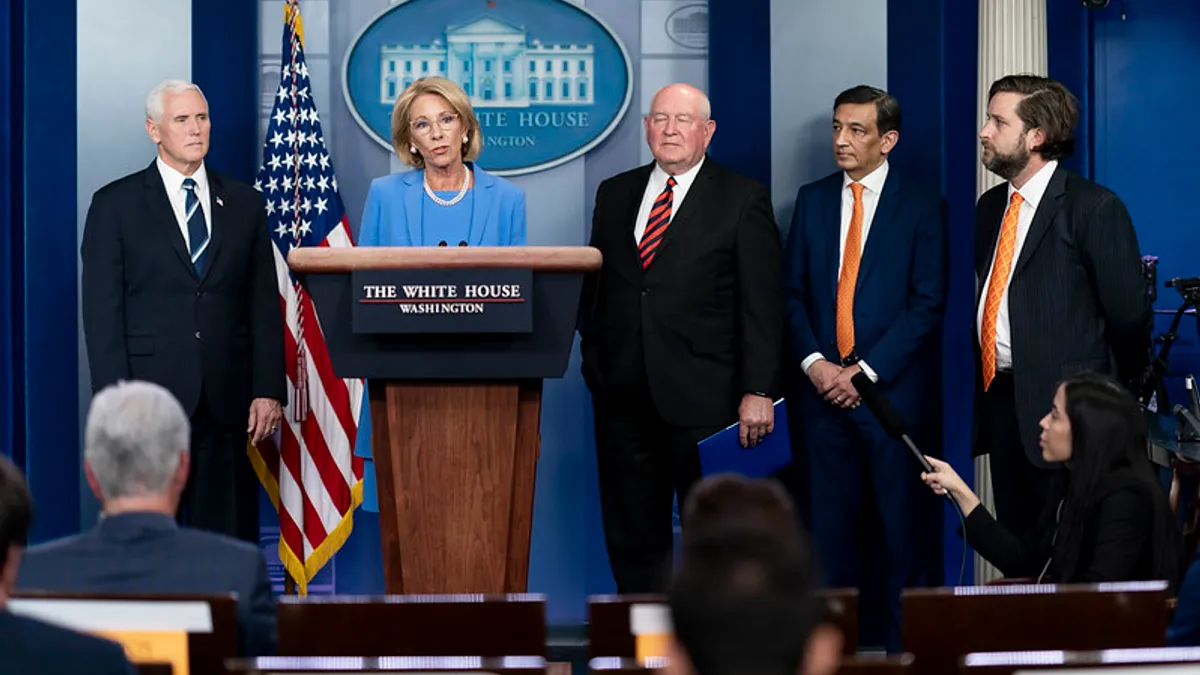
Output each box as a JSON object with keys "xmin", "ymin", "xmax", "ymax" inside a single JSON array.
[{"xmin": 808, "ymin": 359, "xmax": 862, "ymax": 409}]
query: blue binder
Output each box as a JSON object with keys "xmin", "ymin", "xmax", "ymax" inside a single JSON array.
[{"xmin": 697, "ymin": 398, "xmax": 792, "ymax": 478}]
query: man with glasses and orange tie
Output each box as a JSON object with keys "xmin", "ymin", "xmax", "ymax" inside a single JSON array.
[
  {"xmin": 784, "ymin": 85, "xmax": 948, "ymax": 653},
  {"xmin": 580, "ymin": 83, "xmax": 783, "ymax": 595},
  {"xmin": 974, "ymin": 74, "xmax": 1150, "ymax": 545}
]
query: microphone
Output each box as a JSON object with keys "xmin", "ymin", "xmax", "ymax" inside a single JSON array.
[
  {"xmin": 1174, "ymin": 403, "xmax": 1200, "ymax": 441},
  {"xmin": 850, "ymin": 372, "xmax": 934, "ymax": 473}
]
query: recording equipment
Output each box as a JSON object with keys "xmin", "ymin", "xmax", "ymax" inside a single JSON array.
[
  {"xmin": 850, "ymin": 372, "xmax": 934, "ymax": 473},
  {"xmin": 1174, "ymin": 403, "xmax": 1200, "ymax": 442},
  {"xmin": 850, "ymin": 371, "xmax": 968, "ymax": 585},
  {"xmin": 1142, "ymin": 255, "xmax": 1158, "ymax": 304},
  {"xmin": 1166, "ymin": 276, "xmax": 1200, "ymax": 301}
]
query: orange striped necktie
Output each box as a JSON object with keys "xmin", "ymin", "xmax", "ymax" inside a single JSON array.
[
  {"xmin": 981, "ymin": 191, "xmax": 1024, "ymax": 391},
  {"xmin": 836, "ymin": 182, "xmax": 865, "ymax": 358}
]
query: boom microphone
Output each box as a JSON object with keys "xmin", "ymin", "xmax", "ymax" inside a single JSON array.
[
  {"xmin": 851, "ymin": 372, "xmax": 934, "ymax": 473},
  {"xmin": 1174, "ymin": 403, "xmax": 1200, "ymax": 441}
]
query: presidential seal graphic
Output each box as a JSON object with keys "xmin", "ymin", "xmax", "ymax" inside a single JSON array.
[{"xmin": 343, "ymin": 0, "xmax": 633, "ymax": 176}]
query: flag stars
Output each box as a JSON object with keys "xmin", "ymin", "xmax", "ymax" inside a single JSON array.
[
  {"xmin": 270, "ymin": 131, "xmax": 285, "ymax": 149},
  {"xmin": 314, "ymin": 197, "xmax": 329, "ymax": 215},
  {"xmin": 281, "ymin": 175, "xmax": 293, "ymax": 191},
  {"xmin": 268, "ymin": 155, "xmax": 282, "ymax": 171},
  {"xmin": 316, "ymin": 176, "xmax": 330, "ymax": 193},
  {"xmin": 301, "ymin": 198, "xmax": 312, "ymax": 214},
  {"xmin": 266, "ymin": 176, "xmax": 279, "ymax": 193}
]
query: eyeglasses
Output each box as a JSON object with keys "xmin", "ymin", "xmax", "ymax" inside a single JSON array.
[{"xmin": 410, "ymin": 112, "xmax": 460, "ymax": 136}]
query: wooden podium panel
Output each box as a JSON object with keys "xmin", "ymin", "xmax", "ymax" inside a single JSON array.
[{"xmin": 371, "ymin": 379, "xmax": 542, "ymax": 594}]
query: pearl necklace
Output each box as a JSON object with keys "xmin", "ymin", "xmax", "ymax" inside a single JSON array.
[{"xmin": 424, "ymin": 164, "xmax": 471, "ymax": 207}]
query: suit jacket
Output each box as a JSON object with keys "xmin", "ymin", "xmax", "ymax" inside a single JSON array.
[
  {"xmin": 81, "ymin": 161, "xmax": 287, "ymax": 426},
  {"xmin": 358, "ymin": 164, "xmax": 527, "ymax": 247},
  {"xmin": 784, "ymin": 169, "xmax": 948, "ymax": 423},
  {"xmin": 580, "ymin": 157, "xmax": 784, "ymax": 427},
  {"xmin": 16, "ymin": 512, "xmax": 277, "ymax": 657},
  {"xmin": 974, "ymin": 165, "xmax": 1151, "ymax": 466},
  {"xmin": 0, "ymin": 610, "xmax": 135, "ymax": 675},
  {"xmin": 962, "ymin": 467, "xmax": 1175, "ymax": 586}
]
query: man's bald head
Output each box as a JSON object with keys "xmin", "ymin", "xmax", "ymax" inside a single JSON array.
[{"xmin": 644, "ymin": 83, "xmax": 716, "ymax": 175}]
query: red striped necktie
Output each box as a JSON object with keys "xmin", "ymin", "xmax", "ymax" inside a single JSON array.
[{"xmin": 638, "ymin": 176, "xmax": 677, "ymax": 268}]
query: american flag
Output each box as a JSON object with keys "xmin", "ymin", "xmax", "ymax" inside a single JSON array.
[{"xmin": 248, "ymin": 0, "xmax": 365, "ymax": 594}]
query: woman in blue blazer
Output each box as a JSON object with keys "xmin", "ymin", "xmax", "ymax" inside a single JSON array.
[
  {"xmin": 358, "ymin": 77, "xmax": 527, "ymax": 249},
  {"xmin": 356, "ymin": 77, "xmax": 527, "ymax": 510}
]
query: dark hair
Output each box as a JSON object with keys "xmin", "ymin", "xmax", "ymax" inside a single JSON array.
[
  {"xmin": 681, "ymin": 474, "xmax": 798, "ymax": 539},
  {"xmin": 1052, "ymin": 373, "xmax": 1181, "ymax": 588},
  {"xmin": 834, "ymin": 85, "xmax": 902, "ymax": 135},
  {"xmin": 988, "ymin": 75, "xmax": 1078, "ymax": 161},
  {"xmin": 0, "ymin": 456, "xmax": 33, "ymax": 569},
  {"xmin": 669, "ymin": 526, "xmax": 823, "ymax": 675}
]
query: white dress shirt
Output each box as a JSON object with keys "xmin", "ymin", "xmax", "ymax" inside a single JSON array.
[
  {"xmin": 976, "ymin": 159, "xmax": 1059, "ymax": 370},
  {"xmin": 633, "ymin": 156, "xmax": 705, "ymax": 243},
  {"xmin": 156, "ymin": 157, "xmax": 212, "ymax": 251},
  {"xmin": 801, "ymin": 161, "xmax": 890, "ymax": 382}
]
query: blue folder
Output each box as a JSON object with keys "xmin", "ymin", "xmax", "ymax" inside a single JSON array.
[{"xmin": 697, "ymin": 398, "xmax": 792, "ymax": 478}]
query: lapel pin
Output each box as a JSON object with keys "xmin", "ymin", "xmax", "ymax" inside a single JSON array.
[{"xmin": 216, "ymin": 196, "xmax": 224, "ymax": 207}]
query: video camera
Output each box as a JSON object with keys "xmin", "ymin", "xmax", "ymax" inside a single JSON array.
[{"xmin": 1166, "ymin": 276, "xmax": 1200, "ymax": 305}]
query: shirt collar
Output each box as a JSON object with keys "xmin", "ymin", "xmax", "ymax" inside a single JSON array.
[
  {"xmin": 651, "ymin": 155, "xmax": 705, "ymax": 192},
  {"xmin": 156, "ymin": 156, "xmax": 208, "ymax": 194},
  {"xmin": 844, "ymin": 160, "xmax": 889, "ymax": 195},
  {"xmin": 1008, "ymin": 159, "xmax": 1058, "ymax": 209}
]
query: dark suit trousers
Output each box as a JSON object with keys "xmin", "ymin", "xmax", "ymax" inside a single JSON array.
[
  {"xmin": 806, "ymin": 399, "xmax": 924, "ymax": 655},
  {"xmin": 181, "ymin": 390, "xmax": 261, "ymax": 544},
  {"xmin": 593, "ymin": 383, "xmax": 723, "ymax": 593},
  {"xmin": 979, "ymin": 372, "xmax": 1060, "ymax": 543}
]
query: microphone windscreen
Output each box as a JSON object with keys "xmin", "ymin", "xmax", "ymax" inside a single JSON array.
[{"xmin": 851, "ymin": 372, "xmax": 908, "ymax": 439}]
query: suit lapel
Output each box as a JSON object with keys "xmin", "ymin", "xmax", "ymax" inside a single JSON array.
[
  {"xmin": 403, "ymin": 171, "xmax": 423, "ymax": 246},
  {"xmin": 822, "ymin": 176, "xmax": 842, "ymax": 301},
  {"xmin": 975, "ymin": 192, "xmax": 1005, "ymax": 308},
  {"xmin": 200, "ymin": 172, "xmax": 227, "ymax": 283},
  {"xmin": 855, "ymin": 172, "xmax": 900, "ymax": 295},
  {"xmin": 1012, "ymin": 165, "xmax": 1067, "ymax": 277},
  {"xmin": 469, "ymin": 165, "xmax": 497, "ymax": 246},
  {"xmin": 617, "ymin": 164, "xmax": 653, "ymax": 279},
  {"xmin": 142, "ymin": 163, "xmax": 197, "ymax": 279}
]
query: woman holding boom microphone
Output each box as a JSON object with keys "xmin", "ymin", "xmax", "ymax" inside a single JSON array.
[{"xmin": 921, "ymin": 372, "xmax": 1182, "ymax": 588}]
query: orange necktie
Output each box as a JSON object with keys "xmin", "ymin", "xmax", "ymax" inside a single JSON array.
[
  {"xmin": 836, "ymin": 183, "xmax": 865, "ymax": 358},
  {"xmin": 981, "ymin": 191, "xmax": 1024, "ymax": 391}
]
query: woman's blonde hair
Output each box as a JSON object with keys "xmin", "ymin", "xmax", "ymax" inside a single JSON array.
[{"xmin": 390, "ymin": 77, "xmax": 483, "ymax": 168}]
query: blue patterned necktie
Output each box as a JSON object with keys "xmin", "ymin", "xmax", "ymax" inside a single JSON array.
[{"xmin": 181, "ymin": 177, "xmax": 209, "ymax": 275}]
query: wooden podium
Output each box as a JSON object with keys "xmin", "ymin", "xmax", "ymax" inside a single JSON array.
[{"xmin": 288, "ymin": 246, "xmax": 601, "ymax": 594}]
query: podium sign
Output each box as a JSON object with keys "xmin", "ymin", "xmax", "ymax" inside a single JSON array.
[{"xmin": 352, "ymin": 268, "xmax": 533, "ymax": 334}]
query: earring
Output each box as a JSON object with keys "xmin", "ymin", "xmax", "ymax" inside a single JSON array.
[
  {"xmin": 410, "ymin": 145, "xmax": 417, "ymax": 154},
  {"xmin": 463, "ymin": 135, "xmax": 469, "ymax": 144}
]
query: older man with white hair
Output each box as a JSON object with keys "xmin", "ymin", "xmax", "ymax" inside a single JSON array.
[
  {"xmin": 16, "ymin": 380, "xmax": 277, "ymax": 657},
  {"xmin": 80, "ymin": 79, "xmax": 285, "ymax": 544},
  {"xmin": 579, "ymin": 83, "xmax": 784, "ymax": 592}
]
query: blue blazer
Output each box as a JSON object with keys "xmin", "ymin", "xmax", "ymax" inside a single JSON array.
[
  {"xmin": 16, "ymin": 512, "xmax": 277, "ymax": 657},
  {"xmin": 0, "ymin": 610, "xmax": 135, "ymax": 675},
  {"xmin": 358, "ymin": 163, "xmax": 527, "ymax": 247},
  {"xmin": 355, "ymin": 163, "xmax": 526, "ymax": 512},
  {"xmin": 784, "ymin": 169, "xmax": 948, "ymax": 422}
]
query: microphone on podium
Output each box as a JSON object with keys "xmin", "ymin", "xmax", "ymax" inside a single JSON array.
[{"xmin": 850, "ymin": 372, "xmax": 935, "ymax": 473}]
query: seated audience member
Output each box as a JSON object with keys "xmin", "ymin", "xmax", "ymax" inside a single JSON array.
[
  {"xmin": 0, "ymin": 456, "xmax": 135, "ymax": 675},
  {"xmin": 666, "ymin": 523, "xmax": 842, "ymax": 675},
  {"xmin": 16, "ymin": 380, "xmax": 277, "ymax": 656},
  {"xmin": 681, "ymin": 473, "xmax": 800, "ymax": 538},
  {"xmin": 921, "ymin": 373, "xmax": 1181, "ymax": 587}
]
